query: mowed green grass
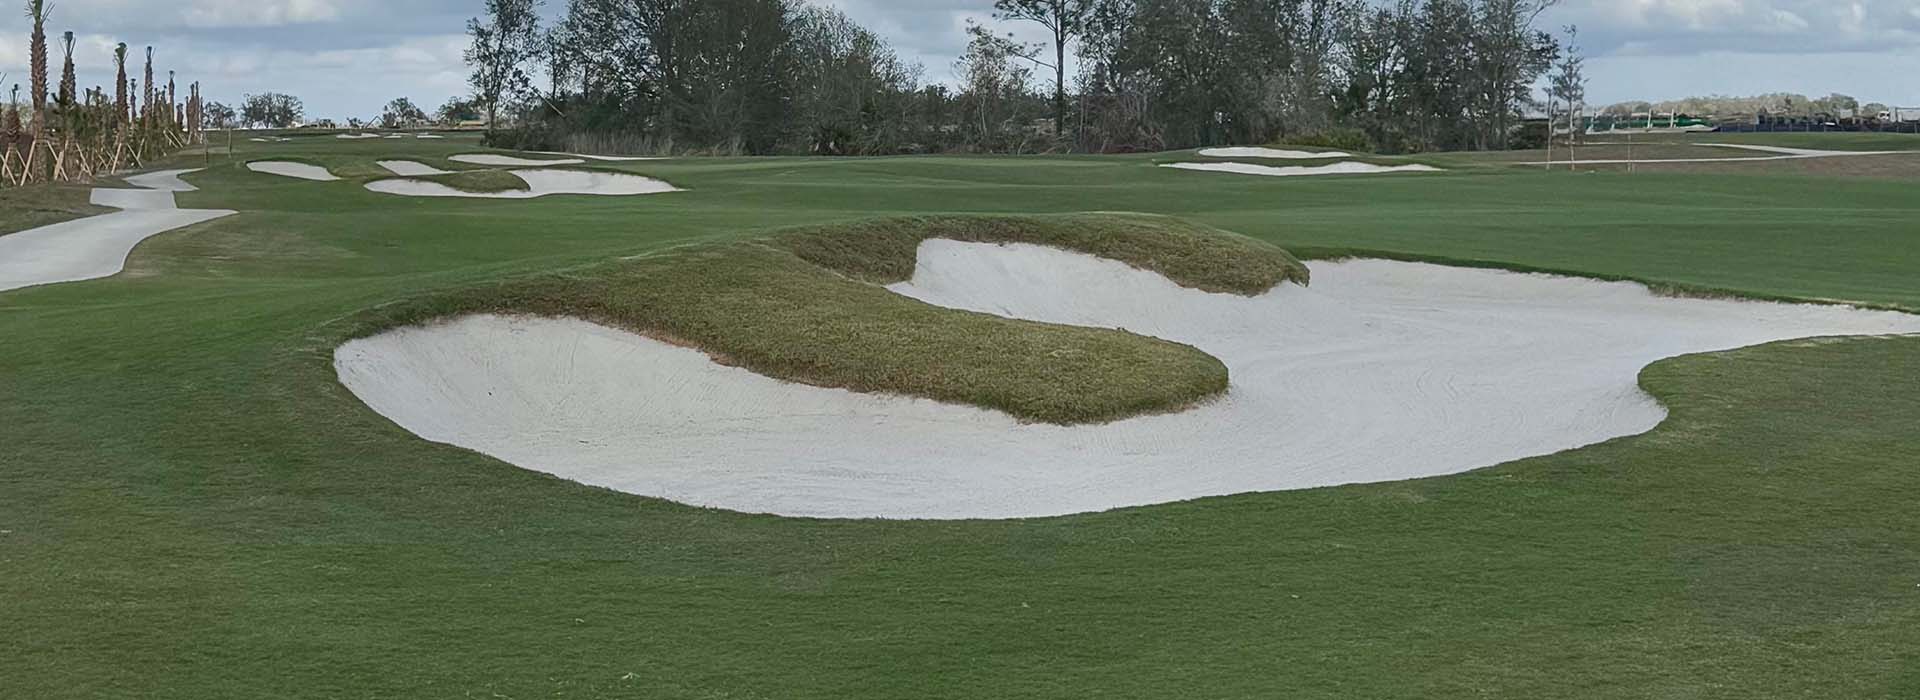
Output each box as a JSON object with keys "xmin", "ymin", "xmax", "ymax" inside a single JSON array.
[{"xmin": 4, "ymin": 133, "xmax": 1920, "ymax": 698}]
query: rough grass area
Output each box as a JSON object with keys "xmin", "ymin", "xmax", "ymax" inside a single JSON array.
[
  {"xmin": 350, "ymin": 214, "xmax": 1304, "ymax": 424},
  {"xmin": 409, "ymin": 169, "xmax": 531, "ymax": 193},
  {"xmin": 0, "ymin": 182, "xmax": 109, "ymax": 236}
]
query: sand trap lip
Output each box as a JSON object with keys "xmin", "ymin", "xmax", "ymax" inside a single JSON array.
[
  {"xmin": 1164, "ymin": 161, "xmax": 1442, "ymax": 177},
  {"xmin": 377, "ymin": 160, "xmax": 453, "ymax": 176},
  {"xmin": 247, "ymin": 161, "xmax": 340, "ymax": 181},
  {"xmin": 1197, "ymin": 147, "xmax": 1352, "ymax": 159},
  {"xmin": 0, "ymin": 169, "xmax": 236, "ymax": 293},
  {"xmin": 335, "ymin": 241, "xmax": 1920, "ymax": 519},
  {"xmin": 450, "ymin": 154, "xmax": 587, "ymax": 167},
  {"xmin": 364, "ymin": 169, "xmax": 681, "ymax": 199}
]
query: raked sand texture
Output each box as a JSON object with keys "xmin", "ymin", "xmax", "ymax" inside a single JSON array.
[
  {"xmin": 365, "ymin": 170, "xmax": 680, "ymax": 199},
  {"xmin": 1164, "ymin": 161, "xmax": 1443, "ymax": 177},
  {"xmin": 336, "ymin": 241, "xmax": 1920, "ymax": 520},
  {"xmin": 247, "ymin": 161, "xmax": 341, "ymax": 181},
  {"xmin": 0, "ymin": 169, "xmax": 236, "ymax": 293}
]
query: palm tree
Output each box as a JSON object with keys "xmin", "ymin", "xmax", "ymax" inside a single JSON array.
[
  {"xmin": 4, "ymin": 84, "xmax": 20, "ymax": 144},
  {"xmin": 113, "ymin": 43, "xmax": 128, "ymax": 124},
  {"xmin": 142, "ymin": 46, "xmax": 153, "ymax": 128},
  {"xmin": 26, "ymin": 0, "xmax": 50, "ymax": 128},
  {"xmin": 57, "ymin": 30, "xmax": 75, "ymax": 109}
]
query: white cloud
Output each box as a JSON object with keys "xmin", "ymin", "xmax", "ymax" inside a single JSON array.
[
  {"xmin": 179, "ymin": 0, "xmax": 345, "ymax": 29},
  {"xmin": 1557, "ymin": 0, "xmax": 1920, "ymax": 54}
]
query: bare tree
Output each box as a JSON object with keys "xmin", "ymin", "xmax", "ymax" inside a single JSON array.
[
  {"xmin": 1547, "ymin": 24, "xmax": 1585, "ymax": 141},
  {"xmin": 956, "ymin": 21, "xmax": 1038, "ymax": 152},
  {"xmin": 994, "ymin": 0, "xmax": 1092, "ymax": 141}
]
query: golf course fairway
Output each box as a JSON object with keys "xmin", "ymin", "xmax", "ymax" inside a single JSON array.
[{"xmin": 5, "ymin": 133, "xmax": 1920, "ymax": 699}]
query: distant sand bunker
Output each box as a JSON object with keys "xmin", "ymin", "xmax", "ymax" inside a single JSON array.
[
  {"xmin": 1197, "ymin": 147, "xmax": 1352, "ymax": 159},
  {"xmin": 450, "ymin": 154, "xmax": 586, "ymax": 167},
  {"xmin": 365, "ymin": 169, "xmax": 680, "ymax": 199},
  {"xmin": 336, "ymin": 241, "xmax": 1920, "ymax": 519},
  {"xmin": 247, "ymin": 161, "xmax": 340, "ymax": 181},
  {"xmin": 530, "ymin": 151, "xmax": 663, "ymax": 161},
  {"xmin": 1163, "ymin": 161, "xmax": 1442, "ymax": 177}
]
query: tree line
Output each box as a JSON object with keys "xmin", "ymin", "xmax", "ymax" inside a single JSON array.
[
  {"xmin": 4, "ymin": 0, "xmax": 208, "ymax": 186},
  {"xmin": 467, "ymin": 0, "xmax": 1571, "ymax": 156}
]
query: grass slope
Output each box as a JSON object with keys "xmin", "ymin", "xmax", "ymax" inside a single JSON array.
[
  {"xmin": 0, "ymin": 182, "xmax": 110, "ymax": 236},
  {"xmin": 355, "ymin": 213, "xmax": 1303, "ymax": 424},
  {"xmin": 5, "ymin": 133, "xmax": 1920, "ymax": 698}
]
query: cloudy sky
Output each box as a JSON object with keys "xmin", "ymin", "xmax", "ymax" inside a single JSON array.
[{"xmin": 1, "ymin": 0, "xmax": 1916, "ymax": 120}]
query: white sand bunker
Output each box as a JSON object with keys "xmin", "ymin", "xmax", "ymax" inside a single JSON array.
[
  {"xmin": 247, "ymin": 161, "xmax": 340, "ymax": 181},
  {"xmin": 0, "ymin": 169, "xmax": 236, "ymax": 293},
  {"xmin": 450, "ymin": 153, "xmax": 586, "ymax": 167},
  {"xmin": 336, "ymin": 133, "xmax": 381, "ymax": 140},
  {"xmin": 531, "ymin": 150, "xmax": 662, "ymax": 161},
  {"xmin": 364, "ymin": 169, "xmax": 680, "ymax": 199},
  {"xmin": 1165, "ymin": 161, "xmax": 1442, "ymax": 177},
  {"xmin": 1198, "ymin": 146, "xmax": 1352, "ymax": 159},
  {"xmin": 336, "ymin": 241, "xmax": 1920, "ymax": 519},
  {"xmin": 377, "ymin": 160, "xmax": 453, "ymax": 176}
]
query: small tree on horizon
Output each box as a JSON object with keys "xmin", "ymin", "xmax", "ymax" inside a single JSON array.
[
  {"xmin": 241, "ymin": 92, "xmax": 304, "ymax": 128},
  {"xmin": 380, "ymin": 97, "xmax": 429, "ymax": 128},
  {"xmin": 435, "ymin": 96, "xmax": 481, "ymax": 126},
  {"xmin": 202, "ymin": 100, "xmax": 235, "ymax": 129}
]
